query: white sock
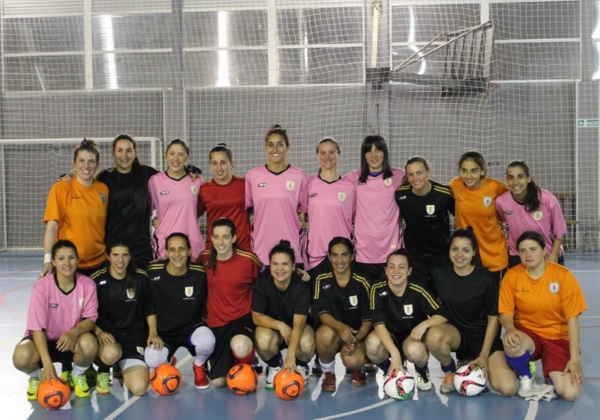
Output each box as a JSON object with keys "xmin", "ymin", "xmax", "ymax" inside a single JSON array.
[
  {"xmin": 29, "ymin": 369, "xmax": 40, "ymax": 379},
  {"xmin": 72, "ymin": 363, "xmax": 89, "ymax": 377},
  {"xmin": 321, "ymin": 360, "xmax": 335, "ymax": 373}
]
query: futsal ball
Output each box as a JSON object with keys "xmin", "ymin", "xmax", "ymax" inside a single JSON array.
[
  {"xmin": 454, "ymin": 363, "xmax": 486, "ymax": 396},
  {"xmin": 150, "ymin": 364, "xmax": 182, "ymax": 396},
  {"xmin": 383, "ymin": 371, "xmax": 415, "ymax": 400},
  {"xmin": 227, "ymin": 363, "xmax": 257, "ymax": 395},
  {"xmin": 273, "ymin": 370, "xmax": 305, "ymax": 401},
  {"xmin": 37, "ymin": 377, "xmax": 71, "ymax": 410}
]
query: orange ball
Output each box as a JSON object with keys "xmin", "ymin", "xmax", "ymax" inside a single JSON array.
[
  {"xmin": 227, "ymin": 363, "xmax": 257, "ymax": 395},
  {"xmin": 150, "ymin": 364, "xmax": 182, "ymax": 396},
  {"xmin": 37, "ymin": 377, "xmax": 71, "ymax": 410},
  {"xmin": 273, "ymin": 370, "xmax": 305, "ymax": 401}
]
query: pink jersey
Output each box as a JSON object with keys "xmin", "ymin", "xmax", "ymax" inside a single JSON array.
[
  {"xmin": 306, "ymin": 174, "xmax": 356, "ymax": 269},
  {"xmin": 245, "ymin": 165, "xmax": 307, "ymax": 265},
  {"xmin": 346, "ymin": 168, "xmax": 405, "ymax": 264},
  {"xmin": 496, "ymin": 189, "xmax": 567, "ymax": 257},
  {"xmin": 149, "ymin": 172, "xmax": 204, "ymax": 260},
  {"xmin": 26, "ymin": 273, "xmax": 98, "ymax": 340}
]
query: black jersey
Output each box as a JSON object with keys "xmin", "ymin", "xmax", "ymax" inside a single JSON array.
[
  {"xmin": 146, "ymin": 261, "xmax": 207, "ymax": 337},
  {"xmin": 252, "ymin": 273, "xmax": 311, "ymax": 328},
  {"xmin": 97, "ymin": 165, "xmax": 158, "ymax": 265},
  {"xmin": 395, "ymin": 181, "xmax": 454, "ymax": 259},
  {"xmin": 370, "ymin": 281, "xmax": 439, "ymax": 338},
  {"xmin": 431, "ymin": 264, "xmax": 498, "ymax": 338},
  {"xmin": 92, "ymin": 265, "xmax": 154, "ymax": 335},
  {"xmin": 313, "ymin": 271, "xmax": 371, "ymax": 330}
]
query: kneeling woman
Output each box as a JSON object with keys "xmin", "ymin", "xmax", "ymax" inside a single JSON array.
[
  {"xmin": 427, "ymin": 228, "xmax": 516, "ymax": 395},
  {"xmin": 500, "ymin": 231, "xmax": 586, "ymax": 401},
  {"xmin": 13, "ymin": 240, "xmax": 98, "ymax": 400},
  {"xmin": 198, "ymin": 218, "xmax": 262, "ymax": 387},
  {"xmin": 252, "ymin": 240, "xmax": 315, "ymax": 389},
  {"xmin": 91, "ymin": 241, "xmax": 160, "ymax": 396},
  {"xmin": 366, "ymin": 249, "xmax": 440, "ymax": 391}
]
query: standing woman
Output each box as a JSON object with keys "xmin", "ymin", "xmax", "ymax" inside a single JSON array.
[
  {"xmin": 149, "ymin": 139, "xmax": 204, "ymax": 261},
  {"xmin": 42, "ymin": 139, "xmax": 108, "ymax": 277},
  {"xmin": 245, "ymin": 124, "xmax": 308, "ymax": 266},
  {"xmin": 346, "ymin": 135, "xmax": 404, "ymax": 281},
  {"xmin": 91, "ymin": 241, "xmax": 161, "ymax": 396},
  {"xmin": 449, "ymin": 151, "xmax": 509, "ymax": 281},
  {"xmin": 306, "ymin": 138, "xmax": 356, "ymax": 274},
  {"xmin": 197, "ymin": 143, "xmax": 252, "ymax": 251},
  {"xmin": 97, "ymin": 134, "xmax": 158, "ymax": 269},
  {"xmin": 426, "ymin": 228, "xmax": 517, "ymax": 396},
  {"xmin": 500, "ymin": 231, "xmax": 586, "ymax": 401},
  {"xmin": 13, "ymin": 240, "xmax": 98, "ymax": 400},
  {"xmin": 496, "ymin": 160, "xmax": 567, "ymax": 267},
  {"xmin": 395, "ymin": 156, "xmax": 454, "ymax": 289}
]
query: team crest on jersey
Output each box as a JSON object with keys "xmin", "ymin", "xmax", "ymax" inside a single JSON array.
[
  {"xmin": 191, "ymin": 185, "xmax": 198, "ymax": 195},
  {"xmin": 403, "ymin": 304, "xmax": 413, "ymax": 315},
  {"xmin": 483, "ymin": 196, "xmax": 493, "ymax": 207},
  {"xmin": 384, "ymin": 178, "xmax": 392, "ymax": 187},
  {"xmin": 338, "ymin": 192, "xmax": 346, "ymax": 202},
  {"xmin": 426, "ymin": 205, "xmax": 435, "ymax": 215},
  {"xmin": 349, "ymin": 295, "xmax": 358, "ymax": 307},
  {"xmin": 136, "ymin": 346, "xmax": 144, "ymax": 356},
  {"xmin": 286, "ymin": 181, "xmax": 295, "ymax": 191},
  {"xmin": 126, "ymin": 288, "xmax": 136, "ymax": 299},
  {"xmin": 549, "ymin": 282, "xmax": 559, "ymax": 294},
  {"xmin": 185, "ymin": 286, "xmax": 194, "ymax": 297},
  {"xmin": 258, "ymin": 183, "xmax": 267, "ymax": 188},
  {"xmin": 49, "ymin": 303, "xmax": 58, "ymax": 309},
  {"xmin": 99, "ymin": 193, "xmax": 107, "ymax": 203},
  {"xmin": 79, "ymin": 298, "xmax": 84, "ymax": 308},
  {"xmin": 533, "ymin": 211, "xmax": 543, "ymax": 221}
]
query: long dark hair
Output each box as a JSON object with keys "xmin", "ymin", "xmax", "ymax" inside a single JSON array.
[
  {"xmin": 106, "ymin": 240, "xmax": 138, "ymax": 291},
  {"xmin": 207, "ymin": 218, "xmax": 237, "ymax": 274},
  {"xmin": 269, "ymin": 240, "xmax": 295, "ymax": 265},
  {"xmin": 458, "ymin": 150, "xmax": 487, "ymax": 178},
  {"xmin": 209, "ymin": 143, "xmax": 233, "ymax": 163},
  {"xmin": 165, "ymin": 232, "xmax": 192, "ymax": 265},
  {"xmin": 51, "ymin": 240, "xmax": 78, "ymax": 274},
  {"xmin": 402, "ymin": 156, "xmax": 430, "ymax": 186},
  {"xmin": 264, "ymin": 124, "xmax": 290, "ymax": 147},
  {"xmin": 506, "ymin": 160, "xmax": 541, "ymax": 213},
  {"xmin": 359, "ymin": 135, "xmax": 392, "ymax": 183},
  {"xmin": 450, "ymin": 227, "xmax": 483, "ymax": 267},
  {"xmin": 113, "ymin": 134, "xmax": 149, "ymax": 216}
]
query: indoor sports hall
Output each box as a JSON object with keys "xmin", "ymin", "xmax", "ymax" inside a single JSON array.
[{"xmin": 0, "ymin": 0, "xmax": 598, "ymax": 418}]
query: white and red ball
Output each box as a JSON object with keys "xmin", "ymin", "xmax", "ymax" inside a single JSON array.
[
  {"xmin": 454, "ymin": 363, "xmax": 486, "ymax": 396},
  {"xmin": 383, "ymin": 371, "xmax": 415, "ymax": 400}
]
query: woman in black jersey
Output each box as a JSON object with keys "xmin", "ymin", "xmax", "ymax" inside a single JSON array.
[
  {"xmin": 91, "ymin": 241, "xmax": 160, "ymax": 396},
  {"xmin": 426, "ymin": 228, "xmax": 517, "ymax": 395}
]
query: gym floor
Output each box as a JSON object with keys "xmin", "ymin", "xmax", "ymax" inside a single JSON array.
[{"xmin": 1, "ymin": 253, "xmax": 598, "ymax": 419}]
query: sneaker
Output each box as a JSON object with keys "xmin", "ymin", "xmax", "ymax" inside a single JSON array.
[
  {"xmin": 96, "ymin": 372, "xmax": 111, "ymax": 394},
  {"xmin": 416, "ymin": 368, "xmax": 432, "ymax": 391},
  {"xmin": 84, "ymin": 366, "xmax": 97, "ymax": 386},
  {"xmin": 73, "ymin": 373, "xmax": 91, "ymax": 398},
  {"xmin": 351, "ymin": 369, "xmax": 367, "ymax": 387},
  {"xmin": 364, "ymin": 362, "xmax": 377, "ymax": 374},
  {"xmin": 265, "ymin": 366, "xmax": 282, "ymax": 390},
  {"xmin": 193, "ymin": 363, "xmax": 210, "ymax": 390},
  {"xmin": 322, "ymin": 372, "xmax": 336, "ymax": 392},
  {"xmin": 297, "ymin": 365, "xmax": 309, "ymax": 385},
  {"xmin": 311, "ymin": 359, "xmax": 323, "ymax": 376},
  {"xmin": 517, "ymin": 375, "xmax": 533, "ymax": 398},
  {"xmin": 440, "ymin": 371, "xmax": 455, "ymax": 394},
  {"xmin": 27, "ymin": 378, "xmax": 40, "ymax": 400},
  {"xmin": 61, "ymin": 370, "xmax": 74, "ymax": 389}
]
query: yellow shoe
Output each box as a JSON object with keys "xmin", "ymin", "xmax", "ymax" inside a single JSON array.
[
  {"xmin": 27, "ymin": 377, "xmax": 40, "ymax": 400},
  {"xmin": 96, "ymin": 372, "xmax": 111, "ymax": 394},
  {"xmin": 73, "ymin": 373, "xmax": 90, "ymax": 398},
  {"xmin": 61, "ymin": 370, "xmax": 74, "ymax": 389}
]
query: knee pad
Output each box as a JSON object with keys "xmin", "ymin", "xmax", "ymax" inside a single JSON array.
[
  {"xmin": 144, "ymin": 346, "xmax": 169, "ymax": 369},
  {"xmin": 190, "ymin": 326, "xmax": 216, "ymax": 356}
]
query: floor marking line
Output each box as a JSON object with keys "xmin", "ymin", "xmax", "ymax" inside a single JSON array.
[
  {"xmin": 313, "ymin": 398, "xmax": 394, "ymax": 420},
  {"xmin": 524, "ymin": 400, "xmax": 538, "ymax": 420}
]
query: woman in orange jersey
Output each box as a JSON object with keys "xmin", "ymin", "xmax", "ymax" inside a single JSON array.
[{"xmin": 449, "ymin": 151, "xmax": 508, "ymax": 282}]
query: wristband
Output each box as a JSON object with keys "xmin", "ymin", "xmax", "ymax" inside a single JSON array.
[{"xmin": 43, "ymin": 253, "xmax": 52, "ymax": 264}]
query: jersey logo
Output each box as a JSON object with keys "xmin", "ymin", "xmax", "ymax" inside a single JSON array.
[
  {"xmin": 379, "ymin": 291, "xmax": 388, "ymax": 297},
  {"xmin": 403, "ymin": 304, "xmax": 413, "ymax": 315},
  {"xmin": 322, "ymin": 284, "xmax": 331, "ymax": 290},
  {"xmin": 426, "ymin": 205, "xmax": 435, "ymax": 215},
  {"xmin": 338, "ymin": 192, "xmax": 346, "ymax": 202},
  {"xmin": 258, "ymin": 183, "xmax": 267, "ymax": 188},
  {"xmin": 151, "ymin": 276, "xmax": 161, "ymax": 281},
  {"xmin": 349, "ymin": 295, "xmax": 358, "ymax": 306},
  {"xmin": 79, "ymin": 298, "xmax": 84, "ymax": 308},
  {"xmin": 549, "ymin": 282, "xmax": 559, "ymax": 294},
  {"xmin": 136, "ymin": 346, "xmax": 144, "ymax": 356},
  {"xmin": 286, "ymin": 181, "xmax": 295, "ymax": 191},
  {"xmin": 384, "ymin": 178, "xmax": 392, "ymax": 187},
  {"xmin": 99, "ymin": 280, "xmax": 107, "ymax": 285},
  {"xmin": 310, "ymin": 193, "xmax": 318, "ymax": 198},
  {"xmin": 185, "ymin": 286, "xmax": 194, "ymax": 297},
  {"xmin": 191, "ymin": 185, "xmax": 198, "ymax": 195},
  {"xmin": 533, "ymin": 210, "xmax": 543, "ymax": 221},
  {"xmin": 160, "ymin": 190, "xmax": 170, "ymax": 195},
  {"xmin": 504, "ymin": 210, "xmax": 513, "ymax": 215},
  {"xmin": 398, "ymin": 196, "xmax": 407, "ymax": 200},
  {"xmin": 49, "ymin": 303, "xmax": 58, "ymax": 309},
  {"xmin": 99, "ymin": 193, "xmax": 107, "ymax": 203},
  {"xmin": 126, "ymin": 288, "xmax": 136, "ymax": 299},
  {"xmin": 483, "ymin": 196, "xmax": 493, "ymax": 207}
]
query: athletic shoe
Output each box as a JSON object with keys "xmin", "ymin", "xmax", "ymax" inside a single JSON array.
[
  {"xmin": 27, "ymin": 378, "xmax": 40, "ymax": 400},
  {"xmin": 61, "ymin": 370, "xmax": 74, "ymax": 389},
  {"xmin": 364, "ymin": 362, "xmax": 377, "ymax": 374},
  {"xmin": 517, "ymin": 375, "xmax": 533, "ymax": 398},
  {"xmin": 297, "ymin": 365, "xmax": 309, "ymax": 385},
  {"xmin": 322, "ymin": 372, "xmax": 336, "ymax": 392},
  {"xmin": 311, "ymin": 359, "xmax": 323, "ymax": 376},
  {"xmin": 415, "ymin": 368, "xmax": 432, "ymax": 391},
  {"xmin": 265, "ymin": 366, "xmax": 282, "ymax": 390},
  {"xmin": 96, "ymin": 372, "xmax": 111, "ymax": 394},
  {"xmin": 73, "ymin": 373, "xmax": 91, "ymax": 398},
  {"xmin": 84, "ymin": 366, "xmax": 97, "ymax": 386},
  {"xmin": 193, "ymin": 363, "xmax": 210, "ymax": 389},
  {"xmin": 440, "ymin": 372, "xmax": 455, "ymax": 394},
  {"xmin": 351, "ymin": 369, "xmax": 367, "ymax": 387}
]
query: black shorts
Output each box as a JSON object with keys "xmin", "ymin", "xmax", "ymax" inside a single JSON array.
[
  {"xmin": 455, "ymin": 330, "xmax": 504, "ymax": 361},
  {"xmin": 160, "ymin": 323, "xmax": 205, "ymax": 359},
  {"xmin": 406, "ymin": 252, "xmax": 448, "ymax": 291},
  {"xmin": 208, "ymin": 315, "xmax": 255, "ymax": 380},
  {"xmin": 111, "ymin": 330, "xmax": 146, "ymax": 362},
  {"xmin": 353, "ymin": 262, "xmax": 385, "ymax": 285},
  {"xmin": 22, "ymin": 335, "xmax": 73, "ymax": 368}
]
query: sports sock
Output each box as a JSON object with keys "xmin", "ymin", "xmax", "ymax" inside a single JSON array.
[
  {"xmin": 441, "ymin": 359, "xmax": 456, "ymax": 373},
  {"xmin": 505, "ymin": 352, "xmax": 532, "ymax": 378},
  {"xmin": 378, "ymin": 359, "xmax": 391, "ymax": 374},
  {"xmin": 320, "ymin": 360, "xmax": 335, "ymax": 373},
  {"xmin": 265, "ymin": 353, "xmax": 282, "ymax": 368}
]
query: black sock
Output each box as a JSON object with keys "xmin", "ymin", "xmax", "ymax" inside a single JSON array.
[{"xmin": 266, "ymin": 353, "xmax": 282, "ymax": 368}]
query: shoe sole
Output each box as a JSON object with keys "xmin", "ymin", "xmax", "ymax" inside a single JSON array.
[
  {"xmin": 322, "ymin": 386, "xmax": 336, "ymax": 392},
  {"xmin": 194, "ymin": 384, "xmax": 210, "ymax": 390}
]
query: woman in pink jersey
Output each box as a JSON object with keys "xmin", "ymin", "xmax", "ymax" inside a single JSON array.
[
  {"xmin": 197, "ymin": 143, "xmax": 252, "ymax": 252},
  {"xmin": 449, "ymin": 151, "xmax": 508, "ymax": 282},
  {"xmin": 496, "ymin": 160, "xmax": 567, "ymax": 267},
  {"xmin": 149, "ymin": 139, "xmax": 204, "ymax": 261},
  {"xmin": 245, "ymin": 124, "xmax": 308, "ymax": 267},
  {"xmin": 346, "ymin": 135, "xmax": 404, "ymax": 282}
]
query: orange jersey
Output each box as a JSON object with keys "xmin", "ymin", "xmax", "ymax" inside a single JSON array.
[
  {"xmin": 499, "ymin": 262, "xmax": 587, "ymax": 340},
  {"xmin": 44, "ymin": 179, "xmax": 109, "ymax": 268},
  {"xmin": 450, "ymin": 177, "xmax": 508, "ymax": 271}
]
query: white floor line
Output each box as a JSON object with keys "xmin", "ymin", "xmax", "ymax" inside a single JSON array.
[
  {"xmin": 313, "ymin": 399, "xmax": 394, "ymax": 420},
  {"xmin": 524, "ymin": 400, "xmax": 538, "ymax": 420}
]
